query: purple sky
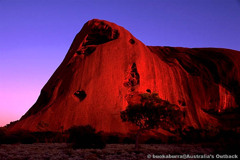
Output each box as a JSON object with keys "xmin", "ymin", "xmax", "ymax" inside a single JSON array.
[{"xmin": 0, "ymin": 0, "xmax": 240, "ymax": 127}]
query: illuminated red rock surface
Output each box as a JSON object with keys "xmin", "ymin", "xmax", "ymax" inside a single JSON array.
[{"xmin": 9, "ymin": 19, "xmax": 240, "ymax": 134}]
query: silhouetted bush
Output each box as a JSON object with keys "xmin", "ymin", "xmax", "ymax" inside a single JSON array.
[
  {"xmin": 68, "ymin": 125, "xmax": 106, "ymax": 149},
  {"xmin": 167, "ymin": 136, "xmax": 179, "ymax": 144},
  {"xmin": 32, "ymin": 131, "xmax": 67, "ymax": 143},
  {"xmin": 121, "ymin": 92, "xmax": 185, "ymax": 149},
  {"xmin": 0, "ymin": 129, "xmax": 69, "ymax": 144},
  {"xmin": 122, "ymin": 137, "xmax": 135, "ymax": 144},
  {"xmin": 213, "ymin": 143, "xmax": 240, "ymax": 154},
  {"xmin": 145, "ymin": 137, "xmax": 162, "ymax": 144},
  {"xmin": 0, "ymin": 130, "xmax": 36, "ymax": 144},
  {"xmin": 0, "ymin": 127, "xmax": 7, "ymax": 144},
  {"xmin": 106, "ymin": 135, "xmax": 120, "ymax": 144},
  {"xmin": 181, "ymin": 127, "xmax": 203, "ymax": 143},
  {"xmin": 216, "ymin": 129, "xmax": 240, "ymax": 144},
  {"xmin": 11, "ymin": 130, "xmax": 36, "ymax": 144},
  {"xmin": 180, "ymin": 126, "xmax": 240, "ymax": 144},
  {"xmin": 3, "ymin": 134, "xmax": 19, "ymax": 144},
  {"xmin": 19, "ymin": 131, "xmax": 36, "ymax": 144}
]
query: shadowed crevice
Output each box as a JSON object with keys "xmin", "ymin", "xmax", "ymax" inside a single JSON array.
[
  {"xmin": 74, "ymin": 90, "xmax": 87, "ymax": 101},
  {"xmin": 124, "ymin": 63, "xmax": 140, "ymax": 91}
]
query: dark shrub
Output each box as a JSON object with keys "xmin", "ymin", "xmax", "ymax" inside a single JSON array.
[
  {"xmin": 0, "ymin": 127, "xmax": 7, "ymax": 144},
  {"xmin": 107, "ymin": 135, "xmax": 120, "ymax": 144},
  {"xmin": 216, "ymin": 129, "xmax": 240, "ymax": 144},
  {"xmin": 2, "ymin": 130, "xmax": 36, "ymax": 144},
  {"xmin": 32, "ymin": 131, "xmax": 66, "ymax": 143},
  {"xmin": 167, "ymin": 136, "xmax": 178, "ymax": 144},
  {"xmin": 121, "ymin": 92, "xmax": 185, "ymax": 149},
  {"xmin": 21, "ymin": 135, "xmax": 36, "ymax": 144},
  {"xmin": 19, "ymin": 132, "xmax": 36, "ymax": 144},
  {"xmin": 181, "ymin": 127, "xmax": 202, "ymax": 143},
  {"xmin": 214, "ymin": 143, "xmax": 240, "ymax": 154},
  {"xmin": 3, "ymin": 134, "xmax": 19, "ymax": 144},
  {"xmin": 68, "ymin": 125, "xmax": 106, "ymax": 149},
  {"xmin": 122, "ymin": 137, "xmax": 135, "ymax": 144},
  {"xmin": 17, "ymin": 130, "xmax": 36, "ymax": 144},
  {"xmin": 1, "ymin": 129, "xmax": 67, "ymax": 144},
  {"xmin": 145, "ymin": 137, "xmax": 162, "ymax": 144},
  {"xmin": 0, "ymin": 128, "xmax": 20, "ymax": 144}
]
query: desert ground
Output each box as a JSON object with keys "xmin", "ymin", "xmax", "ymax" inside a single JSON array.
[{"xmin": 0, "ymin": 143, "xmax": 236, "ymax": 160}]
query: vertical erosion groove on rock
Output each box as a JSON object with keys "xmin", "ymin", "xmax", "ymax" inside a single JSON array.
[
  {"xmin": 124, "ymin": 63, "xmax": 140, "ymax": 91},
  {"xmin": 74, "ymin": 90, "xmax": 87, "ymax": 101}
]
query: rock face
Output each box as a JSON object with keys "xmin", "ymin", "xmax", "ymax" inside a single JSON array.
[{"xmin": 9, "ymin": 19, "xmax": 240, "ymax": 133}]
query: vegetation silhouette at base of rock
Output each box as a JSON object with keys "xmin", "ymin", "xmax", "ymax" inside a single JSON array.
[
  {"xmin": 121, "ymin": 92, "xmax": 185, "ymax": 150},
  {"xmin": 67, "ymin": 125, "xmax": 106, "ymax": 149}
]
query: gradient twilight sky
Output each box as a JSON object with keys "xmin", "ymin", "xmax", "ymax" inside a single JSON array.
[{"xmin": 0, "ymin": 0, "xmax": 240, "ymax": 126}]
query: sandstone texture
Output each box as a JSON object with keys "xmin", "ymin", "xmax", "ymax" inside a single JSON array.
[{"xmin": 9, "ymin": 19, "xmax": 240, "ymax": 134}]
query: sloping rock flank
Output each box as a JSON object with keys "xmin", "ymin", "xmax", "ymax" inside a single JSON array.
[{"xmin": 9, "ymin": 19, "xmax": 240, "ymax": 133}]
